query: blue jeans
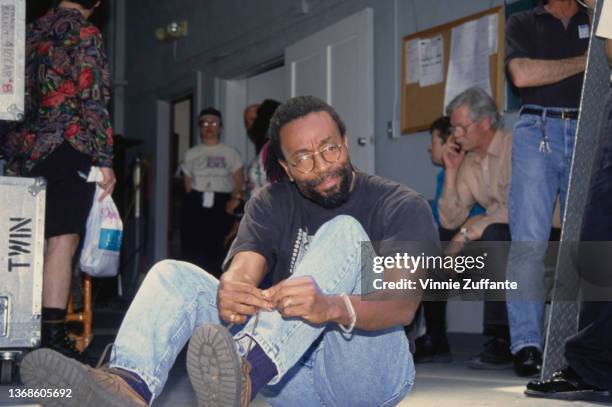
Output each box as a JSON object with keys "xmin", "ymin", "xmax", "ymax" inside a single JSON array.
[
  {"xmin": 109, "ymin": 215, "xmax": 415, "ymax": 406},
  {"xmin": 506, "ymin": 105, "xmax": 577, "ymax": 354}
]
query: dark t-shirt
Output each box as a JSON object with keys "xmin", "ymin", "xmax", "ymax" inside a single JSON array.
[
  {"xmin": 505, "ymin": 5, "xmax": 590, "ymax": 108},
  {"xmin": 224, "ymin": 172, "xmax": 438, "ymax": 283}
]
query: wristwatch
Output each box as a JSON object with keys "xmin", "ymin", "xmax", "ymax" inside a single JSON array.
[{"xmin": 460, "ymin": 227, "xmax": 470, "ymax": 242}]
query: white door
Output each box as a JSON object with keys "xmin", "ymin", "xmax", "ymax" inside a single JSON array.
[
  {"xmin": 285, "ymin": 8, "xmax": 375, "ymax": 174},
  {"xmin": 220, "ymin": 67, "xmax": 285, "ymax": 168}
]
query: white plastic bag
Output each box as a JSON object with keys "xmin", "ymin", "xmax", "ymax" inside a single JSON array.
[{"xmin": 79, "ymin": 169, "xmax": 123, "ymax": 277}]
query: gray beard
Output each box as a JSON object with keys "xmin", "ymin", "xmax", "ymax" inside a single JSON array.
[{"xmin": 297, "ymin": 162, "xmax": 353, "ymax": 209}]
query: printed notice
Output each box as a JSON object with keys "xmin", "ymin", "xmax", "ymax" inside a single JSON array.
[
  {"xmin": 444, "ymin": 15, "xmax": 495, "ymax": 108},
  {"xmin": 405, "ymin": 38, "xmax": 420, "ymax": 84},
  {"xmin": 488, "ymin": 14, "xmax": 498, "ymax": 54},
  {"xmin": 418, "ymin": 35, "xmax": 444, "ymax": 87}
]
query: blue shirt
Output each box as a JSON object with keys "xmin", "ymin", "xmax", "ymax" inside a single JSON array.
[{"xmin": 431, "ymin": 169, "xmax": 485, "ymax": 227}]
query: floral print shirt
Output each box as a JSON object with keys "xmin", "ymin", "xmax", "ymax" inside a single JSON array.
[{"xmin": 3, "ymin": 7, "xmax": 113, "ymax": 175}]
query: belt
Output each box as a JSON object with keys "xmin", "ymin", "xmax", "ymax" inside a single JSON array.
[{"xmin": 520, "ymin": 107, "xmax": 578, "ymax": 120}]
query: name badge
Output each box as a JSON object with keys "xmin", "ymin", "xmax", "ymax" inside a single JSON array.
[
  {"xmin": 578, "ymin": 24, "xmax": 589, "ymax": 39},
  {"xmin": 202, "ymin": 191, "xmax": 214, "ymax": 208}
]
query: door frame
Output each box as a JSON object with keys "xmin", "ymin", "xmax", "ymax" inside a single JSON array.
[{"xmin": 154, "ymin": 71, "xmax": 203, "ymax": 262}]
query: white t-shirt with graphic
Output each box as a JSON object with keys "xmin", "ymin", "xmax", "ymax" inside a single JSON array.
[{"xmin": 181, "ymin": 143, "xmax": 243, "ymax": 193}]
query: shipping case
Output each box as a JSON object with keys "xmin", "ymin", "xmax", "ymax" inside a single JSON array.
[{"xmin": 0, "ymin": 176, "xmax": 45, "ymax": 383}]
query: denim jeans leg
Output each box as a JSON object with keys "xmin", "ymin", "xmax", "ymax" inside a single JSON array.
[
  {"xmin": 237, "ymin": 215, "xmax": 414, "ymax": 405},
  {"xmin": 312, "ymin": 326, "xmax": 414, "ymax": 407},
  {"xmin": 558, "ymin": 117, "xmax": 577, "ymax": 215},
  {"xmin": 110, "ymin": 260, "xmax": 221, "ymax": 399},
  {"xmin": 506, "ymin": 112, "xmax": 561, "ymax": 354}
]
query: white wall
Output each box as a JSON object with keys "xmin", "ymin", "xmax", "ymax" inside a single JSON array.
[
  {"xmin": 220, "ymin": 66, "xmax": 286, "ymax": 170},
  {"xmin": 247, "ymin": 66, "xmax": 286, "ymax": 104}
]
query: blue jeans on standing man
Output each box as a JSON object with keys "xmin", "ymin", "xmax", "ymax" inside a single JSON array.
[
  {"xmin": 506, "ymin": 105, "xmax": 577, "ymax": 354},
  {"xmin": 109, "ymin": 215, "xmax": 415, "ymax": 406}
]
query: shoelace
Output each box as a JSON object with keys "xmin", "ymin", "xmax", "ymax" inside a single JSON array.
[
  {"xmin": 94, "ymin": 342, "xmax": 149, "ymax": 396},
  {"xmin": 96, "ymin": 342, "xmax": 115, "ymax": 368}
]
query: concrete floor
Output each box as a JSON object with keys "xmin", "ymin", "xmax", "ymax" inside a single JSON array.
[{"xmin": 1, "ymin": 333, "xmax": 609, "ymax": 406}]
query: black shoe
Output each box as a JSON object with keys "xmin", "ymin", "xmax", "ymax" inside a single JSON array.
[
  {"xmin": 413, "ymin": 334, "xmax": 452, "ymax": 363},
  {"xmin": 513, "ymin": 346, "xmax": 542, "ymax": 377},
  {"xmin": 467, "ymin": 337, "xmax": 512, "ymax": 370},
  {"xmin": 40, "ymin": 321, "xmax": 92, "ymax": 365},
  {"xmin": 525, "ymin": 366, "xmax": 612, "ymax": 402}
]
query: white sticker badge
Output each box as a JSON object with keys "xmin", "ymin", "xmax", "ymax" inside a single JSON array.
[
  {"xmin": 202, "ymin": 191, "xmax": 214, "ymax": 208},
  {"xmin": 578, "ymin": 24, "xmax": 590, "ymax": 39}
]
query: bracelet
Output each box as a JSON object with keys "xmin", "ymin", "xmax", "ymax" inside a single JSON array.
[{"xmin": 338, "ymin": 293, "xmax": 356, "ymax": 333}]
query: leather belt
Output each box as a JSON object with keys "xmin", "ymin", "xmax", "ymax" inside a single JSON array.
[{"xmin": 520, "ymin": 107, "xmax": 578, "ymax": 120}]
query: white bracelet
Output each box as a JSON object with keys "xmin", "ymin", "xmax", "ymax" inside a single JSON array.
[{"xmin": 338, "ymin": 293, "xmax": 356, "ymax": 333}]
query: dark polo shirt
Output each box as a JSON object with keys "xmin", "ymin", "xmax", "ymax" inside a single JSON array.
[{"xmin": 505, "ymin": 5, "xmax": 590, "ymax": 108}]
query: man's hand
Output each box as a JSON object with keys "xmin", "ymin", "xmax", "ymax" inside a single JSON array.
[
  {"xmin": 225, "ymin": 197, "xmax": 241, "ymax": 215},
  {"xmin": 445, "ymin": 222, "xmax": 478, "ymax": 256},
  {"xmin": 461, "ymin": 215, "xmax": 485, "ymax": 240},
  {"xmin": 442, "ymin": 136, "xmax": 466, "ymax": 171},
  {"xmin": 445, "ymin": 232, "xmax": 467, "ymax": 257},
  {"xmin": 265, "ymin": 276, "xmax": 337, "ymax": 325},
  {"xmin": 217, "ymin": 275, "xmax": 273, "ymax": 324},
  {"xmin": 98, "ymin": 167, "xmax": 116, "ymax": 201}
]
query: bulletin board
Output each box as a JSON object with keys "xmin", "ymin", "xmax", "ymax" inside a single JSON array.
[{"xmin": 401, "ymin": 6, "xmax": 505, "ymax": 134}]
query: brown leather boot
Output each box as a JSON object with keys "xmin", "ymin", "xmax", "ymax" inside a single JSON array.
[
  {"xmin": 21, "ymin": 348, "xmax": 149, "ymax": 407},
  {"xmin": 187, "ymin": 324, "xmax": 252, "ymax": 407}
]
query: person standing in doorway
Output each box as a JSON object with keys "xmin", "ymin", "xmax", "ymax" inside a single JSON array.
[{"xmin": 181, "ymin": 107, "xmax": 244, "ymax": 278}]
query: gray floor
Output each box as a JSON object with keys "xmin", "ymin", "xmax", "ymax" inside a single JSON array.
[{"xmin": 1, "ymin": 334, "xmax": 609, "ymax": 406}]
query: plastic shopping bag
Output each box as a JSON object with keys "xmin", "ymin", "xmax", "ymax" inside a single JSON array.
[{"xmin": 79, "ymin": 170, "xmax": 123, "ymax": 277}]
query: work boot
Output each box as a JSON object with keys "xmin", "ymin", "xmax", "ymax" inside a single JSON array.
[
  {"xmin": 20, "ymin": 348, "xmax": 148, "ymax": 407},
  {"xmin": 40, "ymin": 320, "xmax": 87, "ymax": 361},
  {"xmin": 187, "ymin": 324, "xmax": 252, "ymax": 407}
]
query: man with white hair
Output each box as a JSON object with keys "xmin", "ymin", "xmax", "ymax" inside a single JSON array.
[{"xmin": 439, "ymin": 86, "xmax": 513, "ymax": 370}]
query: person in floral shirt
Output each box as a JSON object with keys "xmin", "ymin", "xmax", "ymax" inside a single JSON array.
[{"xmin": 3, "ymin": 0, "xmax": 115, "ymax": 358}]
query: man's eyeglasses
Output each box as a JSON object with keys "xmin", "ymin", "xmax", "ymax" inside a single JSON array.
[
  {"xmin": 288, "ymin": 143, "xmax": 344, "ymax": 174},
  {"xmin": 200, "ymin": 121, "xmax": 220, "ymax": 128},
  {"xmin": 449, "ymin": 121, "xmax": 476, "ymax": 135}
]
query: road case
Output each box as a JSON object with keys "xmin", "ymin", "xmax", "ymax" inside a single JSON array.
[{"xmin": 0, "ymin": 176, "xmax": 45, "ymax": 383}]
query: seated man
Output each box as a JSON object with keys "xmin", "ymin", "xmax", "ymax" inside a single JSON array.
[
  {"xmin": 21, "ymin": 96, "xmax": 438, "ymax": 407},
  {"xmin": 438, "ymin": 87, "xmax": 513, "ymax": 370},
  {"xmin": 414, "ymin": 116, "xmax": 485, "ymax": 363}
]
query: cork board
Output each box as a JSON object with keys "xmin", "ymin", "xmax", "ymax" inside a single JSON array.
[{"xmin": 401, "ymin": 6, "xmax": 505, "ymax": 134}]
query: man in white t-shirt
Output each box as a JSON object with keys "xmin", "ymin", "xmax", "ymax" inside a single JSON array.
[
  {"xmin": 525, "ymin": 0, "xmax": 612, "ymax": 402},
  {"xmin": 180, "ymin": 107, "xmax": 244, "ymax": 277}
]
